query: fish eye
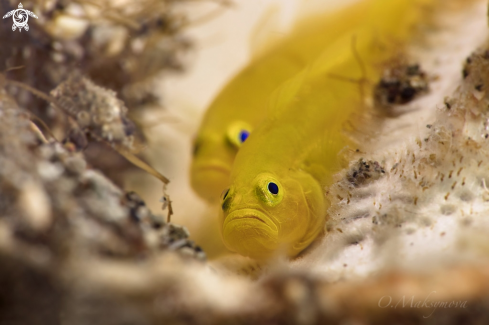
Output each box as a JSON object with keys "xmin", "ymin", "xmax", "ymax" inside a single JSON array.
[
  {"xmin": 227, "ymin": 121, "xmax": 252, "ymax": 148},
  {"xmin": 239, "ymin": 129, "xmax": 250, "ymax": 143},
  {"xmin": 221, "ymin": 188, "xmax": 230, "ymax": 201},
  {"xmin": 221, "ymin": 188, "xmax": 231, "ymax": 211},
  {"xmin": 255, "ymin": 175, "xmax": 283, "ymax": 207},
  {"xmin": 267, "ymin": 182, "xmax": 279, "ymax": 195},
  {"xmin": 192, "ymin": 138, "xmax": 202, "ymax": 156},
  {"xmin": 192, "ymin": 142, "xmax": 200, "ymax": 156}
]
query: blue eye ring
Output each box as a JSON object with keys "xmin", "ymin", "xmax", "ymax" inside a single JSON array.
[
  {"xmin": 239, "ymin": 130, "xmax": 250, "ymax": 143},
  {"xmin": 227, "ymin": 121, "xmax": 252, "ymax": 148},
  {"xmin": 267, "ymin": 182, "xmax": 279, "ymax": 195},
  {"xmin": 254, "ymin": 174, "xmax": 283, "ymax": 206}
]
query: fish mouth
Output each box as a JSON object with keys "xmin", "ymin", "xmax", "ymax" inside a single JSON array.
[
  {"xmin": 192, "ymin": 160, "xmax": 231, "ymax": 175},
  {"xmin": 221, "ymin": 208, "xmax": 280, "ymax": 260},
  {"xmin": 223, "ymin": 208, "xmax": 278, "ymax": 233}
]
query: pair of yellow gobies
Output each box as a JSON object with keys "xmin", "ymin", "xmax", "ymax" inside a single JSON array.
[{"xmin": 190, "ymin": 0, "xmax": 435, "ymax": 260}]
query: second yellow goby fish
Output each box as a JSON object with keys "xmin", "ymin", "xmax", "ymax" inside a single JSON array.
[{"xmin": 219, "ymin": 0, "xmax": 435, "ymax": 260}]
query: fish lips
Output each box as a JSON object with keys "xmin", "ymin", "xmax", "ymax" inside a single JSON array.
[
  {"xmin": 192, "ymin": 159, "xmax": 231, "ymax": 176},
  {"xmin": 222, "ymin": 208, "xmax": 280, "ymax": 259}
]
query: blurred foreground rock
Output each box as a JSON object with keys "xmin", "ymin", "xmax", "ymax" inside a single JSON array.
[
  {"xmin": 0, "ymin": 94, "xmax": 205, "ymax": 324},
  {"xmin": 0, "ymin": 0, "xmax": 194, "ymax": 186}
]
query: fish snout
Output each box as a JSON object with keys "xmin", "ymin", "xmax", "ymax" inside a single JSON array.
[{"xmin": 221, "ymin": 208, "xmax": 280, "ymax": 260}]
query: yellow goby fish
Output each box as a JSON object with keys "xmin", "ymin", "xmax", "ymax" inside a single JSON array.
[
  {"xmin": 219, "ymin": 0, "xmax": 435, "ymax": 260},
  {"xmin": 190, "ymin": 1, "xmax": 377, "ymax": 203}
]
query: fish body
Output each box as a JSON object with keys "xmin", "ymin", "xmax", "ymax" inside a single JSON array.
[
  {"xmin": 190, "ymin": 1, "xmax": 374, "ymax": 202},
  {"xmin": 219, "ymin": 0, "xmax": 434, "ymax": 260}
]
